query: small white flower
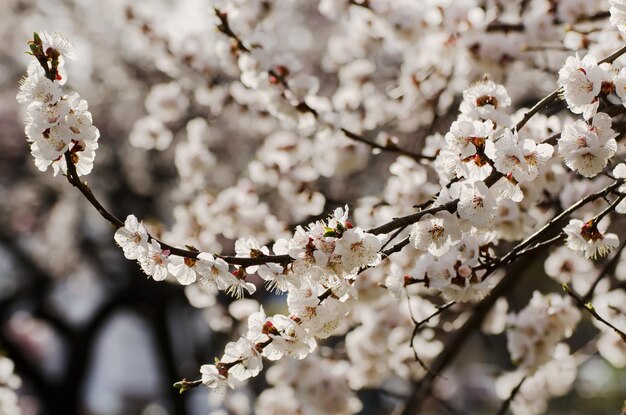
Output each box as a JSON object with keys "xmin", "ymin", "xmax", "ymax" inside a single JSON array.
[
  {"xmin": 614, "ymin": 67, "xmax": 626, "ymax": 103},
  {"xmin": 383, "ymin": 263, "xmax": 407, "ymax": 298},
  {"xmin": 445, "ymin": 119, "xmax": 494, "ymax": 158},
  {"xmin": 221, "ymin": 338, "xmax": 263, "ymax": 381},
  {"xmin": 558, "ymin": 113, "xmax": 618, "ymax": 178},
  {"xmin": 196, "ymin": 255, "xmax": 231, "ymax": 291},
  {"xmin": 145, "ymin": 82, "xmax": 189, "ymax": 123},
  {"xmin": 25, "ymin": 99, "xmax": 70, "ymax": 130},
  {"xmin": 235, "ymin": 237, "xmax": 270, "ymax": 273},
  {"xmin": 287, "ymin": 283, "xmax": 348, "ymax": 338},
  {"xmin": 41, "ymin": 31, "xmax": 76, "ymax": 60},
  {"xmin": 129, "ymin": 116, "xmax": 173, "ymax": 151},
  {"xmin": 257, "ymin": 262, "xmax": 300, "ymax": 292},
  {"xmin": 246, "ymin": 306, "xmax": 270, "ymax": 344},
  {"xmin": 455, "ymin": 181, "xmax": 497, "ymax": 228},
  {"xmin": 219, "ymin": 269, "xmax": 257, "ymax": 299},
  {"xmin": 26, "ymin": 122, "xmax": 72, "ymax": 160},
  {"xmin": 168, "ymin": 255, "xmax": 201, "ymax": 285},
  {"xmin": 507, "ymin": 292, "xmax": 580, "ymax": 370},
  {"xmin": 334, "ymin": 228, "xmax": 383, "ymax": 273},
  {"xmin": 139, "ymin": 240, "xmax": 171, "ymax": 281},
  {"xmin": 114, "ymin": 215, "xmax": 149, "ymax": 260},
  {"xmin": 612, "ymin": 163, "xmax": 626, "ymax": 214},
  {"xmin": 557, "ymin": 54, "xmax": 610, "ymax": 119},
  {"xmin": 544, "ymin": 246, "xmax": 594, "ymax": 284},
  {"xmin": 17, "ymin": 69, "xmax": 61, "ymax": 104},
  {"xmin": 200, "ymin": 364, "xmax": 233, "ymax": 394},
  {"xmin": 460, "ymin": 80, "xmax": 511, "ymax": 126},
  {"xmin": 410, "ymin": 211, "xmax": 462, "ymax": 256},
  {"xmin": 485, "ymin": 128, "xmax": 553, "ymax": 182},
  {"xmin": 263, "ymin": 315, "xmax": 317, "ymax": 360},
  {"xmin": 563, "ymin": 219, "xmax": 619, "ymax": 259},
  {"xmin": 489, "ymin": 176, "xmax": 524, "ymax": 202}
]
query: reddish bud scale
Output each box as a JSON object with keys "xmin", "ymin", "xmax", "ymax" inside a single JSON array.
[
  {"xmin": 273, "ymin": 65, "xmax": 289, "ymax": 77},
  {"xmin": 262, "ymin": 321, "xmax": 279, "ymax": 336},
  {"xmin": 403, "ymin": 275, "xmax": 412, "ymax": 286},
  {"xmin": 580, "ymin": 221, "xmax": 603, "ymax": 242},
  {"xmin": 601, "ymin": 81, "xmax": 615, "ymax": 95},
  {"xmin": 184, "ymin": 257, "xmax": 197, "ymax": 267},
  {"xmin": 475, "ymin": 95, "xmax": 498, "ymax": 108}
]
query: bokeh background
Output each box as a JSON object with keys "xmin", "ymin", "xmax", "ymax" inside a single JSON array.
[{"xmin": 2, "ymin": 0, "xmax": 626, "ymax": 414}]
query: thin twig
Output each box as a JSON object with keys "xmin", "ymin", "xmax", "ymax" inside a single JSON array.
[
  {"xmin": 563, "ymin": 283, "xmax": 626, "ymax": 342},
  {"xmin": 484, "ymin": 180, "xmax": 625, "ymax": 278},
  {"xmin": 341, "ymin": 128, "xmax": 435, "ymax": 162},
  {"xmin": 516, "ymin": 233, "xmax": 565, "ymax": 257},
  {"xmin": 405, "ymin": 292, "xmax": 451, "ymax": 377},
  {"xmin": 213, "ymin": 7, "xmax": 432, "ymax": 163}
]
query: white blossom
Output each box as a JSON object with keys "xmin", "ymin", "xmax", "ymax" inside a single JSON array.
[
  {"xmin": 455, "ymin": 180, "xmax": 497, "ymax": 228},
  {"xmin": 557, "ymin": 54, "xmax": 610, "ymax": 119},
  {"xmin": 558, "ymin": 113, "xmax": 617, "ymax": 178},
  {"xmin": 263, "ymin": 315, "xmax": 317, "ymax": 360},
  {"xmin": 222, "ymin": 337, "xmax": 263, "ymax": 381},
  {"xmin": 200, "ymin": 364, "xmax": 233, "ymax": 394},
  {"xmin": 40, "ymin": 31, "xmax": 76, "ymax": 60},
  {"xmin": 333, "ymin": 228, "xmax": 383, "ymax": 273},
  {"xmin": 139, "ymin": 240, "xmax": 171, "ymax": 281},
  {"xmin": 507, "ymin": 292, "xmax": 580, "ymax": 370},
  {"xmin": 486, "ymin": 128, "xmax": 553, "ymax": 182},
  {"xmin": 409, "ymin": 211, "xmax": 462, "ymax": 256},
  {"xmin": 563, "ymin": 219, "xmax": 619, "ymax": 259},
  {"xmin": 114, "ymin": 215, "xmax": 149, "ymax": 260},
  {"xmin": 460, "ymin": 80, "xmax": 511, "ymax": 126}
]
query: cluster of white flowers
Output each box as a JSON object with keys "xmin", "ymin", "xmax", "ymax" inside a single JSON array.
[
  {"xmin": 506, "ymin": 292, "xmax": 581, "ymax": 371},
  {"xmin": 495, "ymin": 344, "xmax": 578, "ymax": 415},
  {"xmin": 0, "ymin": 356, "xmax": 22, "ymax": 415},
  {"xmin": 14, "ymin": 1, "xmax": 626, "ymax": 412},
  {"xmin": 558, "ymin": 113, "xmax": 618, "ymax": 178},
  {"xmin": 17, "ymin": 32, "xmax": 98, "ymax": 177},
  {"xmin": 114, "ymin": 215, "xmax": 251, "ymax": 296},
  {"xmin": 544, "ymin": 246, "xmax": 597, "ymax": 293},
  {"xmin": 201, "ymin": 206, "xmax": 386, "ymax": 391},
  {"xmin": 255, "ymin": 353, "xmax": 362, "ymax": 415}
]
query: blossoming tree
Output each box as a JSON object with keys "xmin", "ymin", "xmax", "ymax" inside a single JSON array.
[{"xmin": 8, "ymin": 0, "xmax": 626, "ymax": 413}]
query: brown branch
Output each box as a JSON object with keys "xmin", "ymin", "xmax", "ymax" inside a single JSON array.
[
  {"xmin": 405, "ymin": 291, "xmax": 442, "ymax": 377},
  {"xmin": 401, "ymin": 261, "xmax": 534, "ymax": 415},
  {"xmin": 63, "ymin": 153, "xmax": 124, "ymax": 228},
  {"xmin": 486, "ymin": 10, "xmax": 610, "ymax": 33},
  {"xmin": 483, "ymin": 180, "xmax": 625, "ymax": 277},
  {"xmin": 213, "ymin": 8, "xmax": 432, "ymax": 163},
  {"xmin": 514, "ymin": 43, "xmax": 626, "ymax": 132},
  {"xmin": 341, "ymin": 128, "xmax": 435, "ymax": 162},
  {"xmin": 399, "ymin": 181, "xmax": 625, "ymax": 414}
]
